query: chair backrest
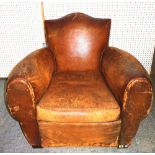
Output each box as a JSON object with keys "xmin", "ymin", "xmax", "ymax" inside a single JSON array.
[{"xmin": 45, "ymin": 12, "xmax": 111, "ymax": 72}]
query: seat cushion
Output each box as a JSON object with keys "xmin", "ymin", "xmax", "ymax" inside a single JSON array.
[{"xmin": 37, "ymin": 71, "xmax": 120, "ymax": 123}]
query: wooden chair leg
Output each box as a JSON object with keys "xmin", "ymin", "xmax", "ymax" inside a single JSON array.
[{"xmin": 32, "ymin": 145, "xmax": 42, "ymax": 148}]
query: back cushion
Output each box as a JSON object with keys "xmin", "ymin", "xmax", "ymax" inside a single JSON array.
[{"xmin": 45, "ymin": 13, "xmax": 111, "ymax": 72}]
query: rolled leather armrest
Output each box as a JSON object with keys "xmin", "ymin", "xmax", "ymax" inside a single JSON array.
[
  {"xmin": 5, "ymin": 47, "xmax": 55, "ymax": 146},
  {"xmin": 7, "ymin": 47, "xmax": 55, "ymax": 103},
  {"xmin": 101, "ymin": 47, "xmax": 153, "ymax": 147}
]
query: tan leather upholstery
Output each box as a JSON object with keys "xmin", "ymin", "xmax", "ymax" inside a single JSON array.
[
  {"xmin": 101, "ymin": 47, "xmax": 153, "ymax": 146},
  {"xmin": 5, "ymin": 12, "xmax": 153, "ymax": 148},
  {"xmin": 37, "ymin": 71, "xmax": 120, "ymax": 123},
  {"xmin": 45, "ymin": 13, "xmax": 111, "ymax": 72}
]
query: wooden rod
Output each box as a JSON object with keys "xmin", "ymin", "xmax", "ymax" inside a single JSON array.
[{"xmin": 41, "ymin": 2, "xmax": 46, "ymax": 45}]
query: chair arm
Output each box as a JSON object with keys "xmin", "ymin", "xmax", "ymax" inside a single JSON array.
[
  {"xmin": 101, "ymin": 47, "xmax": 153, "ymax": 147},
  {"xmin": 7, "ymin": 47, "xmax": 55, "ymax": 103},
  {"xmin": 5, "ymin": 47, "xmax": 55, "ymax": 146}
]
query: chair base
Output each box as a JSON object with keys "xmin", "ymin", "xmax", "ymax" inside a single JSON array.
[{"xmin": 38, "ymin": 120, "xmax": 121, "ymax": 147}]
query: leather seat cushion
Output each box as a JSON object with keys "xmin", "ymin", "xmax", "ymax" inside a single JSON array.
[{"xmin": 37, "ymin": 71, "xmax": 120, "ymax": 123}]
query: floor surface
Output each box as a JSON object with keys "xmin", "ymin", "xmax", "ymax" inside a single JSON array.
[{"xmin": 0, "ymin": 79, "xmax": 155, "ymax": 153}]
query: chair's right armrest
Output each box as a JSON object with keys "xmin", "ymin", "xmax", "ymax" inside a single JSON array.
[
  {"xmin": 101, "ymin": 47, "xmax": 153, "ymax": 147},
  {"xmin": 101, "ymin": 47, "xmax": 152, "ymax": 104},
  {"xmin": 5, "ymin": 47, "xmax": 55, "ymax": 146}
]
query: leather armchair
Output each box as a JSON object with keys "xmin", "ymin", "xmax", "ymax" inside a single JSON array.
[{"xmin": 5, "ymin": 13, "xmax": 153, "ymax": 148}]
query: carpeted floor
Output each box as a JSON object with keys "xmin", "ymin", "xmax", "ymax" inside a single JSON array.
[{"xmin": 0, "ymin": 79, "xmax": 155, "ymax": 153}]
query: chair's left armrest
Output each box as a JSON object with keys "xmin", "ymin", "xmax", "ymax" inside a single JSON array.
[
  {"xmin": 101, "ymin": 47, "xmax": 153, "ymax": 147},
  {"xmin": 5, "ymin": 47, "xmax": 55, "ymax": 146},
  {"xmin": 7, "ymin": 47, "xmax": 55, "ymax": 103}
]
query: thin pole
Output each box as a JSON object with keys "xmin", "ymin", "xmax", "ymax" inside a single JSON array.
[{"xmin": 41, "ymin": 2, "xmax": 46, "ymax": 45}]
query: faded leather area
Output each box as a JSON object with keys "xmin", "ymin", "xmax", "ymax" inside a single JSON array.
[
  {"xmin": 119, "ymin": 78, "xmax": 153, "ymax": 146},
  {"xmin": 101, "ymin": 47, "xmax": 150, "ymax": 103},
  {"xmin": 37, "ymin": 71, "xmax": 120, "ymax": 123},
  {"xmin": 7, "ymin": 48, "xmax": 55, "ymax": 103},
  {"xmin": 45, "ymin": 13, "xmax": 111, "ymax": 72},
  {"xmin": 6, "ymin": 79, "xmax": 41, "ymax": 146}
]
